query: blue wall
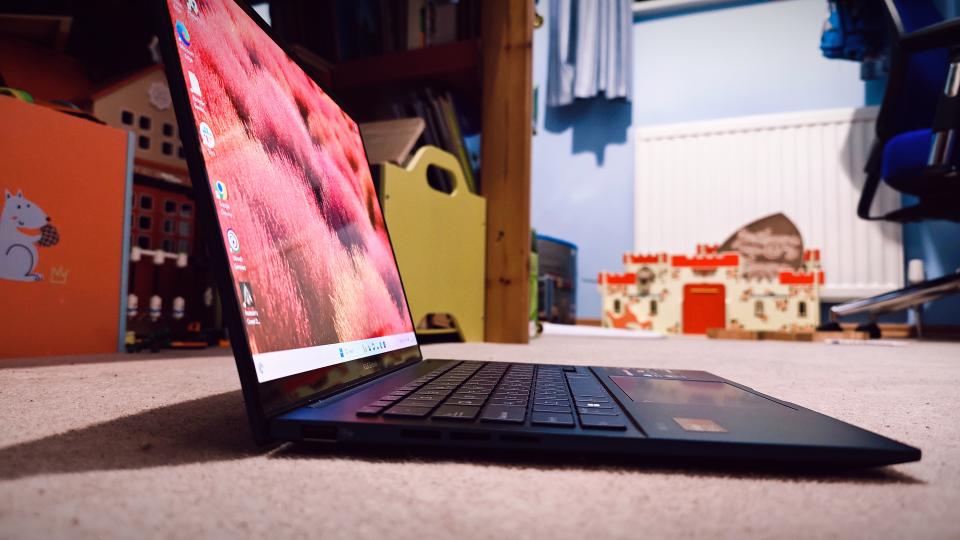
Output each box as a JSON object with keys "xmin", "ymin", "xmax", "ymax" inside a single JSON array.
[
  {"xmin": 532, "ymin": 0, "xmax": 868, "ymax": 319},
  {"xmin": 533, "ymin": 0, "xmax": 960, "ymax": 322},
  {"xmin": 904, "ymin": 220, "xmax": 960, "ymax": 325},
  {"xmin": 531, "ymin": 0, "xmax": 635, "ymax": 320},
  {"xmin": 631, "ymin": 0, "xmax": 865, "ymax": 126}
]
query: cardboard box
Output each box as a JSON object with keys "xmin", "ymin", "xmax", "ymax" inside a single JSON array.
[{"xmin": 0, "ymin": 98, "xmax": 132, "ymax": 358}]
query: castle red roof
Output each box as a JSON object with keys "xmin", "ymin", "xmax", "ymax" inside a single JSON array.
[
  {"xmin": 623, "ymin": 253, "xmax": 667, "ymax": 265},
  {"xmin": 778, "ymin": 270, "xmax": 825, "ymax": 285},
  {"xmin": 598, "ymin": 272, "xmax": 636, "ymax": 285},
  {"xmin": 671, "ymin": 253, "xmax": 740, "ymax": 269}
]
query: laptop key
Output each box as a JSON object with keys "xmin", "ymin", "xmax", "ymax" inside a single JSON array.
[
  {"xmin": 449, "ymin": 399, "xmax": 486, "ymax": 406},
  {"xmin": 370, "ymin": 400, "xmax": 396, "ymax": 407},
  {"xmin": 481, "ymin": 405, "xmax": 526, "ymax": 423},
  {"xmin": 384, "ymin": 405, "xmax": 433, "ymax": 418},
  {"xmin": 577, "ymin": 408, "xmax": 621, "ymax": 416},
  {"xmin": 432, "ymin": 405, "xmax": 481, "ymax": 421},
  {"xmin": 534, "ymin": 405, "xmax": 572, "ymax": 413},
  {"xmin": 531, "ymin": 412, "xmax": 575, "ymax": 427},
  {"xmin": 405, "ymin": 396, "xmax": 444, "ymax": 404},
  {"xmin": 577, "ymin": 402, "xmax": 614, "ymax": 409},
  {"xmin": 397, "ymin": 399, "xmax": 442, "ymax": 409},
  {"xmin": 451, "ymin": 393, "xmax": 487, "ymax": 400},
  {"xmin": 357, "ymin": 406, "xmax": 383, "ymax": 416},
  {"xmin": 579, "ymin": 415, "xmax": 627, "ymax": 430}
]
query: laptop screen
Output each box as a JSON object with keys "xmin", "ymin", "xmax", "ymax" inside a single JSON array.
[{"xmin": 161, "ymin": 0, "xmax": 420, "ymax": 409}]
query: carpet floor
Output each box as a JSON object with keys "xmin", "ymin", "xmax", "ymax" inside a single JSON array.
[{"xmin": 0, "ymin": 335, "xmax": 958, "ymax": 539}]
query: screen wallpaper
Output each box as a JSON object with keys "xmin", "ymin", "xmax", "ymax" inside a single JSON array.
[{"xmin": 165, "ymin": 0, "xmax": 414, "ymax": 359}]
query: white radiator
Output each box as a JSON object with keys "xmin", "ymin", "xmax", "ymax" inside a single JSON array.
[{"xmin": 634, "ymin": 107, "xmax": 902, "ymax": 300}]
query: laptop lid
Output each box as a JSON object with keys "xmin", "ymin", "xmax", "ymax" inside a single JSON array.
[{"xmin": 154, "ymin": 0, "xmax": 422, "ymax": 421}]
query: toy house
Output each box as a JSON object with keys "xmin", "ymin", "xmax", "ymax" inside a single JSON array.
[
  {"xmin": 598, "ymin": 245, "xmax": 823, "ymax": 334},
  {"xmin": 88, "ymin": 66, "xmax": 216, "ymax": 345},
  {"xmin": 90, "ymin": 65, "xmax": 188, "ymax": 178}
]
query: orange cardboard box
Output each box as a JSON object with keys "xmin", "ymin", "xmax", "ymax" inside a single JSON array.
[{"xmin": 0, "ymin": 97, "xmax": 132, "ymax": 358}]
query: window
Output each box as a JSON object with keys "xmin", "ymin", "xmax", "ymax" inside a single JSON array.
[
  {"xmin": 164, "ymin": 200, "xmax": 177, "ymax": 214},
  {"xmin": 162, "ymin": 142, "xmax": 174, "ymax": 156},
  {"xmin": 613, "ymin": 299, "xmax": 621, "ymax": 314},
  {"xmin": 180, "ymin": 203, "xmax": 193, "ymax": 217},
  {"xmin": 139, "ymin": 116, "xmax": 152, "ymax": 131},
  {"xmin": 650, "ymin": 299, "xmax": 658, "ymax": 316},
  {"xmin": 162, "ymin": 239, "xmax": 174, "ymax": 252},
  {"xmin": 754, "ymin": 300, "xmax": 765, "ymax": 317},
  {"xmin": 179, "ymin": 221, "xmax": 192, "ymax": 236},
  {"xmin": 178, "ymin": 239, "xmax": 190, "ymax": 253},
  {"xmin": 137, "ymin": 235, "xmax": 151, "ymax": 249},
  {"xmin": 138, "ymin": 135, "xmax": 150, "ymax": 150},
  {"xmin": 177, "ymin": 146, "xmax": 185, "ymax": 159},
  {"xmin": 138, "ymin": 215, "xmax": 152, "ymax": 230},
  {"xmin": 121, "ymin": 110, "xmax": 134, "ymax": 125},
  {"xmin": 139, "ymin": 194, "xmax": 153, "ymax": 210},
  {"xmin": 163, "ymin": 219, "xmax": 174, "ymax": 234},
  {"xmin": 798, "ymin": 301, "xmax": 808, "ymax": 318},
  {"xmin": 162, "ymin": 123, "xmax": 175, "ymax": 136}
]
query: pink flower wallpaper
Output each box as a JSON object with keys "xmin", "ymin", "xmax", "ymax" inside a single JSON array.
[{"xmin": 168, "ymin": 0, "xmax": 414, "ymax": 355}]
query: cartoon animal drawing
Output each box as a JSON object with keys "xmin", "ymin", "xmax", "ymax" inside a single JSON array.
[{"xmin": 1, "ymin": 189, "xmax": 50, "ymax": 282}]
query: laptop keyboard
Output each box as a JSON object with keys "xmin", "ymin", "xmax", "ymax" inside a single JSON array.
[{"xmin": 356, "ymin": 362, "xmax": 628, "ymax": 430}]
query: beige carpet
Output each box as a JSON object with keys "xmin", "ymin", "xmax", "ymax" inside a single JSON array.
[{"xmin": 0, "ymin": 335, "xmax": 958, "ymax": 539}]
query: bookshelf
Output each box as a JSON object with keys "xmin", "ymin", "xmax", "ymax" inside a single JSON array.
[
  {"xmin": 286, "ymin": 0, "xmax": 533, "ymax": 344},
  {"xmin": 333, "ymin": 39, "xmax": 480, "ymax": 93}
]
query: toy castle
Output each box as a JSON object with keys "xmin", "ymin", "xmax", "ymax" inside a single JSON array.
[{"xmin": 598, "ymin": 244, "xmax": 823, "ymax": 334}]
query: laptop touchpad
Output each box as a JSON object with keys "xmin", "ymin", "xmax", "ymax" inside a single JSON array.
[{"xmin": 610, "ymin": 377, "xmax": 788, "ymax": 409}]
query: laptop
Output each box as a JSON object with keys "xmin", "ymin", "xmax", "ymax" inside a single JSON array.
[{"xmin": 153, "ymin": 0, "xmax": 920, "ymax": 468}]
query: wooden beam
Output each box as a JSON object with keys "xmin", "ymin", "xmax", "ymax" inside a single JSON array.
[{"xmin": 480, "ymin": 0, "xmax": 533, "ymax": 343}]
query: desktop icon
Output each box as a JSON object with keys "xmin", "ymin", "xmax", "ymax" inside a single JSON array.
[
  {"xmin": 226, "ymin": 229, "xmax": 240, "ymax": 253},
  {"xmin": 214, "ymin": 180, "xmax": 228, "ymax": 200},
  {"xmin": 199, "ymin": 122, "xmax": 215, "ymax": 148},
  {"xmin": 175, "ymin": 20, "xmax": 191, "ymax": 47},
  {"xmin": 188, "ymin": 71, "xmax": 202, "ymax": 96},
  {"xmin": 239, "ymin": 282, "xmax": 256, "ymax": 308}
]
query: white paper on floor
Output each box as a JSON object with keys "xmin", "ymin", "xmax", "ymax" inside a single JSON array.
[{"xmin": 539, "ymin": 322, "xmax": 665, "ymax": 339}]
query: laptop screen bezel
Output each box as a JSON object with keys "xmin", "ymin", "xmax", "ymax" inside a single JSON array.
[{"xmin": 151, "ymin": 0, "xmax": 424, "ymax": 434}]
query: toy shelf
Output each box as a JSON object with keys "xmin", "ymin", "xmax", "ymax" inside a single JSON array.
[{"xmin": 333, "ymin": 39, "xmax": 481, "ymax": 94}]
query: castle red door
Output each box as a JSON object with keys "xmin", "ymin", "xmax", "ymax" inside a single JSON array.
[{"xmin": 682, "ymin": 284, "xmax": 726, "ymax": 334}]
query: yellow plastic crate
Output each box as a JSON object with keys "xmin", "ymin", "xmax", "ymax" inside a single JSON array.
[{"xmin": 379, "ymin": 146, "xmax": 486, "ymax": 342}]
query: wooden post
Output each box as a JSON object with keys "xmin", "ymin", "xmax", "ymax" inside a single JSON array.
[{"xmin": 480, "ymin": 0, "xmax": 533, "ymax": 343}]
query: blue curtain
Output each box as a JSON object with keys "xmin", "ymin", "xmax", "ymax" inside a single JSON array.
[{"xmin": 547, "ymin": 0, "xmax": 633, "ymax": 107}]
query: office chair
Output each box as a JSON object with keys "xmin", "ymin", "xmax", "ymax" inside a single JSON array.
[
  {"xmin": 858, "ymin": 0, "xmax": 960, "ymax": 223},
  {"xmin": 822, "ymin": 0, "xmax": 960, "ymax": 336}
]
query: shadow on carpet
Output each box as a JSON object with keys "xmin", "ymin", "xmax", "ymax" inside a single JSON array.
[
  {"xmin": 274, "ymin": 442, "xmax": 924, "ymax": 485},
  {"xmin": 0, "ymin": 349, "xmax": 229, "ymax": 370},
  {"xmin": 0, "ymin": 391, "xmax": 923, "ymax": 485},
  {"xmin": 0, "ymin": 391, "xmax": 262, "ymax": 481}
]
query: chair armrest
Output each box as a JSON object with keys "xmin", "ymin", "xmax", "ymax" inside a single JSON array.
[{"xmin": 901, "ymin": 18, "xmax": 960, "ymax": 52}]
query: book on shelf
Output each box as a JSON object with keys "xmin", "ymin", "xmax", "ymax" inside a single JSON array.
[
  {"xmin": 387, "ymin": 88, "xmax": 480, "ymax": 193},
  {"xmin": 359, "ymin": 117, "xmax": 426, "ymax": 166},
  {"xmin": 336, "ymin": 0, "xmax": 481, "ymax": 61}
]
